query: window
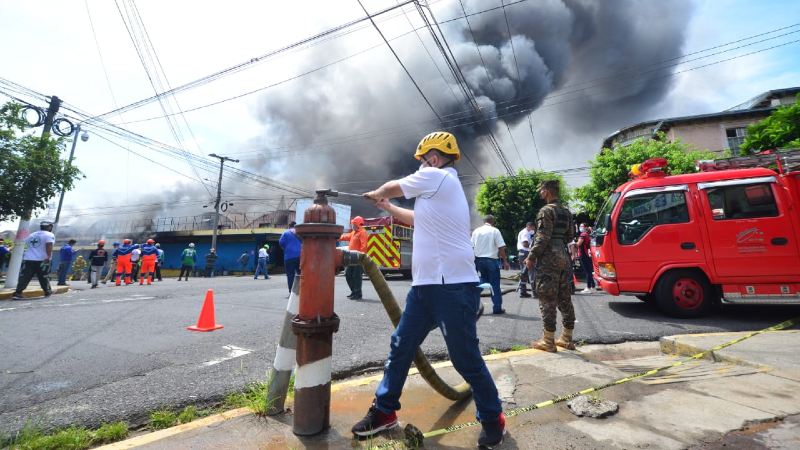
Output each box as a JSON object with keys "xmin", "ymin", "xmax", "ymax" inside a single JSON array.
[
  {"xmin": 616, "ymin": 191, "xmax": 689, "ymax": 245},
  {"xmin": 726, "ymin": 127, "xmax": 747, "ymax": 156},
  {"xmin": 706, "ymin": 182, "xmax": 778, "ymax": 220},
  {"xmin": 594, "ymin": 193, "xmax": 620, "ymax": 236}
]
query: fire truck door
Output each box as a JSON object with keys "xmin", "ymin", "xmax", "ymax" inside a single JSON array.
[
  {"xmin": 699, "ymin": 177, "xmax": 800, "ymax": 277},
  {"xmin": 612, "ymin": 186, "xmax": 705, "ymax": 293}
]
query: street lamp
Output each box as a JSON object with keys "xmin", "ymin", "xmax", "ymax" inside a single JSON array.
[{"xmin": 53, "ymin": 124, "xmax": 88, "ymax": 232}]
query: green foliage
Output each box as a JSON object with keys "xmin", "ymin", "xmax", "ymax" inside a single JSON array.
[
  {"xmin": 2, "ymin": 421, "xmax": 128, "ymax": 450},
  {"xmin": 91, "ymin": 422, "xmax": 129, "ymax": 445},
  {"xmin": 223, "ymin": 379, "xmax": 273, "ymax": 416},
  {"xmin": 510, "ymin": 344, "xmax": 528, "ymax": 351},
  {"xmin": 0, "ymin": 102, "xmax": 83, "ymax": 222},
  {"xmin": 741, "ymin": 94, "xmax": 800, "ymax": 153},
  {"xmin": 149, "ymin": 410, "xmax": 178, "ymax": 430},
  {"xmin": 575, "ymin": 136, "xmax": 714, "ymax": 217},
  {"xmin": 177, "ymin": 406, "xmax": 198, "ymax": 424},
  {"xmin": 476, "ymin": 169, "xmax": 569, "ymax": 246}
]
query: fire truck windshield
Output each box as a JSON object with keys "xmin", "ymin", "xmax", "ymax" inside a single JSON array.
[{"xmin": 594, "ymin": 192, "xmax": 620, "ymax": 236}]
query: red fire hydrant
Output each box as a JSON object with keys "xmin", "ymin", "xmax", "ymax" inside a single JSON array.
[{"xmin": 291, "ymin": 189, "xmax": 343, "ymax": 435}]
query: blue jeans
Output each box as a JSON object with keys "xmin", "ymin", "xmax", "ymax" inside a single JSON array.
[
  {"xmin": 580, "ymin": 255, "xmax": 595, "ymax": 288},
  {"xmin": 57, "ymin": 262, "xmax": 71, "ymax": 285},
  {"xmin": 254, "ymin": 257, "xmax": 269, "ymax": 279},
  {"xmin": 374, "ymin": 283, "xmax": 502, "ymax": 421},
  {"xmin": 284, "ymin": 257, "xmax": 300, "ymax": 292},
  {"xmin": 475, "ymin": 257, "xmax": 502, "ymax": 312}
]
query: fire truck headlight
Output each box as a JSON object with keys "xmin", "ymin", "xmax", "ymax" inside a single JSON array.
[{"xmin": 598, "ymin": 263, "xmax": 617, "ymax": 280}]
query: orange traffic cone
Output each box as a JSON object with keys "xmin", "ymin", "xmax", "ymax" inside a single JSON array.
[
  {"xmin": 573, "ymin": 273, "xmax": 579, "ymax": 285},
  {"xmin": 187, "ymin": 289, "xmax": 224, "ymax": 332}
]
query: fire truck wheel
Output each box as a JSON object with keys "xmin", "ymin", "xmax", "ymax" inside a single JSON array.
[{"xmin": 654, "ymin": 270, "xmax": 716, "ymax": 318}]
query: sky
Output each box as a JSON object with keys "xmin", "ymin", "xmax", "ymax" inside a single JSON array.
[{"xmin": 1, "ymin": 0, "xmax": 799, "ymax": 233}]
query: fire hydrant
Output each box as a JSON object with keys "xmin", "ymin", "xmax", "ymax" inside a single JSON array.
[{"xmin": 291, "ymin": 189, "xmax": 343, "ymax": 436}]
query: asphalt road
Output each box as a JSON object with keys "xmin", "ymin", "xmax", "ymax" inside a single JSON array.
[{"xmin": 1, "ymin": 273, "xmax": 799, "ymax": 435}]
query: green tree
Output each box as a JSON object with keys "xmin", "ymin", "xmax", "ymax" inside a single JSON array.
[
  {"xmin": 0, "ymin": 102, "xmax": 82, "ymax": 222},
  {"xmin": 475, "ymin": 169, "xmax": 569, "ymax": 246},
  {"xmin": 740, "ymin": 94, "xmax": 800, "ymax": 153},
  {"xmin": 576, "ymin": 135, "xmax": 714, "ymax": 218}
]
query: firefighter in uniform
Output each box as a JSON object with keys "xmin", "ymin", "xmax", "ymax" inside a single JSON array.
[
  {"xmin": 525, "ymin": 180, "xmax": 576, "ymax": 352},
  {"xmin": 115, "ymin": 239, "xmax": 139, "ymax": 286},
  {"xmin": 140, "ymin": 239, "xmax": 159, "ymax": 285}
]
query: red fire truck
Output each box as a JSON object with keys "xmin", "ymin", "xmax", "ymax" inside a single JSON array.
[
  {"xmin": 363, "ymin": 216, "xmax": 413, "ymax": 278},
  {"xmin": 591, "ymin": 150, "xmax": 800, "ymax": 317}
]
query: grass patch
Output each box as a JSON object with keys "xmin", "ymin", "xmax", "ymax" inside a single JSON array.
[
  {"xmin": 92, "ymin": 422, "xmax": 129, "ymax": 445},
  {"xmin": 488, "ymin": 348, "xmax": 501, "ymax": 355},
  {"xmin": 510, "ymin": 344, "xmax": 528, "ymax": 351},
  {"xmin": 223, "ymin": 380, "xmax": 272, "ymax": 416},
  {"xmin": 149, "ymin": 410, "xmax": 178, "ymax": 430},
  {"xmin": 177, "ymin": 406, "xmax": 198, "ymax": 424},
  {"xmin": 2, "ymin": 422, "xmax": 128, "ymax": 450}
]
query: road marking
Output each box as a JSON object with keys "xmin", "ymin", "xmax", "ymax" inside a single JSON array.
[
  {"xmin": 0, "ymin": 296, "xmax": 157, "ymax": 313},
  {"xmin": 202, "ymin": 345, "xmax": 252, "ymax": 366}
]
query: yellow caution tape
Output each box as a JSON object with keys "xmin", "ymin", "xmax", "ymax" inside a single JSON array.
[{"xmin": 373, "ymin": 315, "xmax": 799, "ymax": 448}]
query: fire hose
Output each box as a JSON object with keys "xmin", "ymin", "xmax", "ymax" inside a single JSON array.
[{"xmin": 341, "ymin": 249, "xmax": 473, "ymax": 401}]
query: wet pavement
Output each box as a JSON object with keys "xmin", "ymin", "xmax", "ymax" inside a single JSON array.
[{"xmin": 101, "ymin": 328, "xmax": 800, "ymax": 449}]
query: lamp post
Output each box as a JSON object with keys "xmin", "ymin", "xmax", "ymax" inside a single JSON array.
[
  {"xmin": 208, "ymin": 154, "xmax": 239, "ymax": 251},
  {"xmin": 53, "ymin": 124, "xmax": 89, "ymax": 233}
]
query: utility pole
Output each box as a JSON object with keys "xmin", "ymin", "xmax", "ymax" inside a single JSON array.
[
  {"xmin": 5, "ymin": 96, "xmax": 61, "ymax": 289},
  {"xmin": 53, "ymin": 124, "xmax": 88, "ymax": 233},
  {"xmin": 208, "ymin": 153, "xmax": 239, "ymax": 252}
]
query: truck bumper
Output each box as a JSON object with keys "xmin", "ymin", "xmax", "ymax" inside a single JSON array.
[{"xmin": 596, "ymin": 276, "xmax": 620, "ymax": 295}]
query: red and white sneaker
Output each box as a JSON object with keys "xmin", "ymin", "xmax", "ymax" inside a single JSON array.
[
  {"xmin": 478, "ymin": 412, "xmax": 506, "ymax": 448},
  {"xmin": 351, "ymin": 402, "xmax": 398, "ymax": 437}
]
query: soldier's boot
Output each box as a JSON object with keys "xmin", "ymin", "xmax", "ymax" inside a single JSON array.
[
  {"xmin": 532, "ymin": 330, "xmax": 557, "ymax": 352},
  {"xmin": 555, "ymin": 327, "xmax": 576, "ymax": 350}
]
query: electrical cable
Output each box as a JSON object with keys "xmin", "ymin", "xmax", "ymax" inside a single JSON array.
[{"xmin": 87, "ymin": 0, "xmax": 420, "ymax": 122}]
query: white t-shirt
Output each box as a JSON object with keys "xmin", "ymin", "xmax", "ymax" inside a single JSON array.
[
  {"xmin": 131, "ymin": 248, "xmax": 141, "ymax": 262},
  {"xmin": 517, "ymin": 227, "xmax": 533, "ymax": 251},
  {"xmin": 258, "ymin": 248, "xmax": 267, "ymax": 258},
  {"xmin": 471, "ymin": 224, "xmax": 506, "ymax": 258},
  {"xmin": 23, "ymin": 230, "xmax": 56, "ymax": 261},
  {"xmin": 398, "ymin": 166, "xmax": 479, "ymax": 286}
]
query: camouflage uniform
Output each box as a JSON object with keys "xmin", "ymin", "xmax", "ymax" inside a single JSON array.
[{"xmin": 528, "ymin": 200, "xmax": 575, "ymax": 332}]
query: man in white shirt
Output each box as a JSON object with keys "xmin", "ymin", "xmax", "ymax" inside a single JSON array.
[
  {"xmin": 472, "ymin": 215, "xmax": 510, "ymax": 314},
  {"xmin": 352, "ymin": 131, "xmax": 504, "ymax": 448},
  {"xmin": 13, "ymin": 221, "xmax": 56, "ymax": 299},
  {"xmin": 130, "ymin": 246, "xmax": 142, "ymax": 282},
  {"xmin": 516, "ymin": 221, "xmax": 536, "ymax": 298}
]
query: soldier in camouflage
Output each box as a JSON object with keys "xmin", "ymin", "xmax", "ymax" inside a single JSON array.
[{"xmin": 525, "ymin": 180, "xmax": 576, "ymax": 352}]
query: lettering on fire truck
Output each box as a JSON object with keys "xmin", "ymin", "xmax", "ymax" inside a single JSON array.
[{"xmin": 590, "ymin": 150, "xmax": 800, "ymax": 318}]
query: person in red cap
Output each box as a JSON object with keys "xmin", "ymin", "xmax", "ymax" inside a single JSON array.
[
  {"xmin": 139, "ymin": 239, "xmax": 159, "ymax": 285},
  {"xmin": 115, "ymin": 239, "xmax": 139, "ymax": 286},
  {"xmin": 346, "ymin": 216, "xmax": 367, "ymax": 299}
]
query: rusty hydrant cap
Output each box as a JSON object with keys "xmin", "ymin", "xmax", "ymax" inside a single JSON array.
[{"xmin": 304, "ymin": 189, "xmax": 337, "ymax": 224}]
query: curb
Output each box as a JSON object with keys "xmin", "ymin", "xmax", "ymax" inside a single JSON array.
[
  {"xmin": 0, "ymin": 285, "xmax": 69, "ymax": 300},
  {"xmin": 97, "ymin": 347, "xmax": 551, "ymax": 449},
  {"xmin": 658, "ymin": 331, "xmax": 800, "ymax": 370}
]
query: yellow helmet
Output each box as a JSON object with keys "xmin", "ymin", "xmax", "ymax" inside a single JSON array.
[{"xmin": 414, "ymin": 131, "xmax": 461, "ymax": 161}]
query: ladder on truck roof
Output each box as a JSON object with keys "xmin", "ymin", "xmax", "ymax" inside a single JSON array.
[{"xmin": 697, "ymin": 148, "xmax": 800, "ymax": 174}]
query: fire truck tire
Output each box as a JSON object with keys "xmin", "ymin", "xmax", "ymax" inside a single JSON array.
[
  {"xmin": 635, "ymin": 294, "xmax": 652, "ymax": 302},
  {"xmin": 654, "ymin": 270, "xmax": 716, "ymax": 318}
]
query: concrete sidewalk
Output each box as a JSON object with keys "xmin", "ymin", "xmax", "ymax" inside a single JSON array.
[
  {"xmin": 99, "ymin": 329, "xmax": 800, "ymax": 449},
  {"xmin": 0, "ymin": 284, "xmax": 69, "ymax": 300}
]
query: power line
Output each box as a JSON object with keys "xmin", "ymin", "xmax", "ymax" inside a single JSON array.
[
  {"xmin": 416, "ymin": 2, "xmax": 513, "ymax": 175},
  {"xmin": 357, "ymin": 0, "xmax": 443, "ymax": 120},
  {"xmin": 88, "ymin": 0, "xmax": 420, "ymax": 122}
]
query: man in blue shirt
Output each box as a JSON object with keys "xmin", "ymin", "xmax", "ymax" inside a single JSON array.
[
  {"xmin": 57, "ymin": 239, "xmax": 77, "ymax": 286},
  {"xmin": 278, "ymin": 221, "xmax": 302, "ymax": 293},
  {"xmin": 0, "ymin": 241, "xmax": 9, "ymax": 274}
]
